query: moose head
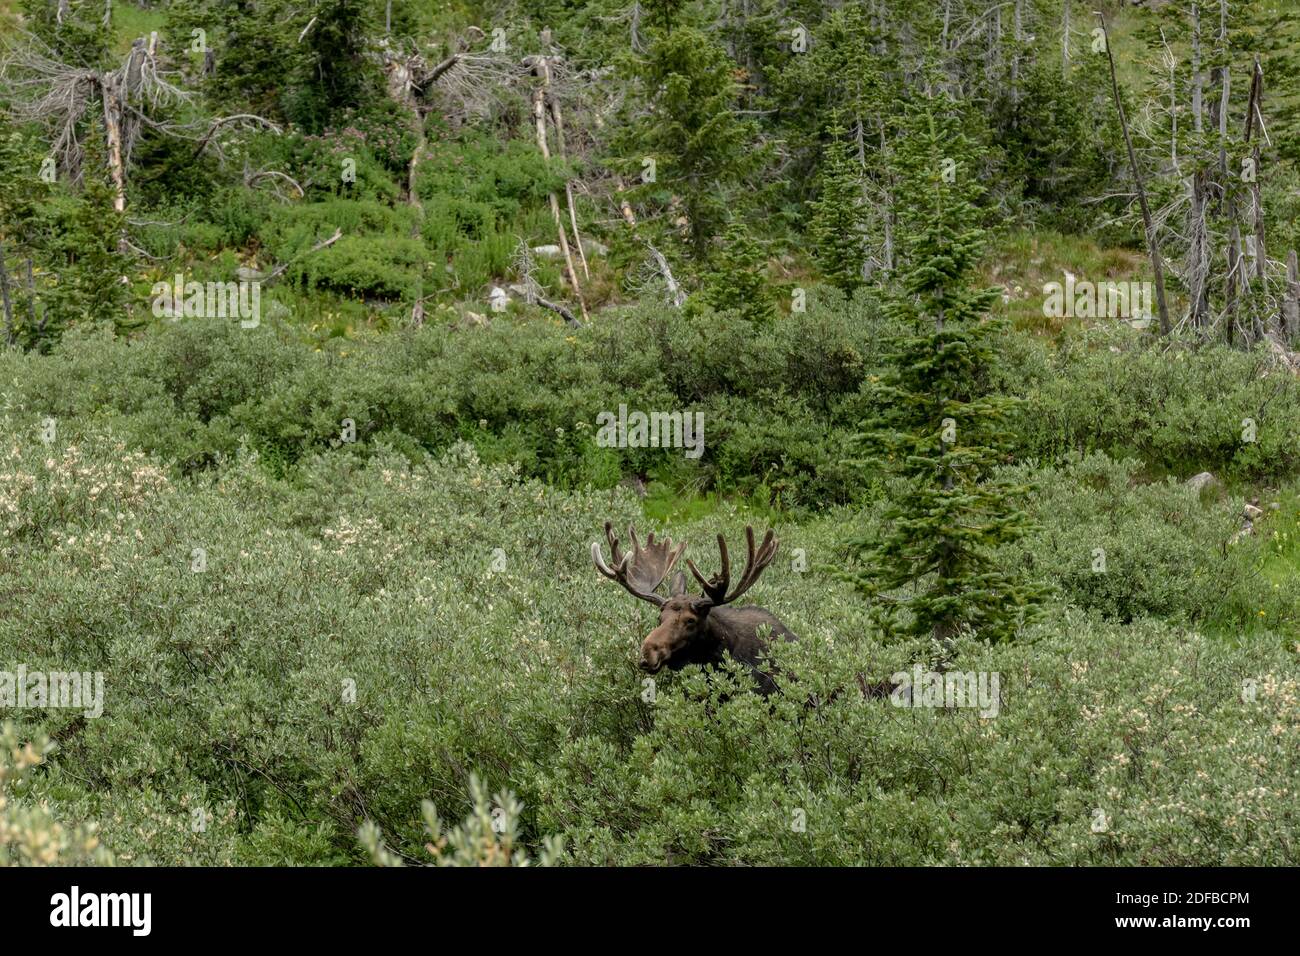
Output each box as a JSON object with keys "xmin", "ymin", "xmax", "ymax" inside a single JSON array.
[{"xmin": 591, "ymin": 522, "xmax": 794, "ymax": 691}]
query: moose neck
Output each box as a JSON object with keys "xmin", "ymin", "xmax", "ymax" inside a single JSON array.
[{"xmin": 703, "ymin": 605, "xmax": 794, "ymax": 664}]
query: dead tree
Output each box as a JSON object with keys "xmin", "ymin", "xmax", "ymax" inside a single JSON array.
[
  {"xmin": 1, "ymin": 31, "xmax": 188, "ymax": 235},
  {"xmin": 1284, "ymin": 251, "xmax": 1299, "ymax": 342},
  {"xmin": 1242, "ymin": 58, "xmax": 1267, "ymax": 295},
  {"xmin": 542, "ymin": 61, "xmax": 590, "ymax": 282},
  {"xmin": 511, "ymin": 239, "xmax": 581, "ymax": 327},
  {"xmin": 615, "ymin": 179, "xmax": 686, "ymax": 308},
  {"xmin": 1099, "ymin": 14, "xmax": 1171, "ymax": 335},
  {"xmin": 527, "ymin": 55, "xmax": 588, "ymax": 322}
]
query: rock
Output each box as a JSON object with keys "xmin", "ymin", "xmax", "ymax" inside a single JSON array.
[
  {"xmin": 581, "ymin": 238, "xmax": 610, "ymax": 258},
  {"xmin": 1243, "ymin": 503, "xmax": 1264, "ymax": 520},
  {"xmin": 531, "ymin": 244, "xmax": 563, "ymax": 258},
  {"xmin": 1186, "ymin": 472, "xmax": 1219, "ymax": 493}
]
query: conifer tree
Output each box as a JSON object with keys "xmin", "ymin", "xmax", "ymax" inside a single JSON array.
[
  {"xmin": 842, "ymin": 94, "xmax": 1046, "ymax": 645},
  {"xmin": 19, "ymin": 0, "xmax": 111, "ymax": 66},
  {"xmin": 808, "ymin": 118, "xmax": 867, "ymax": 295},
  {"xmin": 616, "ymin": 27, "xmax": 764, "ymax": 262},
  {"xmin": 698, "ymin": 219, "xmax": 774, "ymax": 323}
]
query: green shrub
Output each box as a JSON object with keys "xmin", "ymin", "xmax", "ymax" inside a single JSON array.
[
  {"xmin": 1, "ymin": 724, "xmax": 113, "ymax": 866},
  {"xmin": 1, "ymin": 401, "xmax": 1296, "ymax": 866},
  {"xmin": 1003, "ymin": 328, "xmax": 1300, "ymax": 483},
  {"xmin": 1001, "ymin": 452, "xmax": 1246, "ymax": 624}
]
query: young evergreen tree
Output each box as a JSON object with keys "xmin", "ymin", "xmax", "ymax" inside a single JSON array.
[
  {"xmin": 616, "ymin": 27, "xmax": 764, "ymax": 262},
  {"xmin": 54, "ymin": 137, "xmax": 131, "ymax": 334},
  {"xmin": 842, "ymin": 94, "xmax": 1046, "ymax": 645},
  {"xmin": 697, "ymin": 219, "xmax": 775, "ymax": 323},
  {"xmin": 642, "ymin": 0, "xmax": 688, "ymax": 35},
  {"xmin": 808, "ymin": 118, "xmax": 867, "ymax": 295},
  {"xmin": 19, "ymin": 0, "xmax": 111, "ymax": 66}
]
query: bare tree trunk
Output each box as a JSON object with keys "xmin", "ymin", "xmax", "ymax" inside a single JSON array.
[
  {"xmin": 1218, "ymin": 63, "xmax": 1230, "ymax": 186},
  {"xmin": 1185, "ymin": 1, "xmax": 1208, "ymax": 333},
  {"xmin": 987, "ymin": 7, "xmax": 1002, "ymax": 88},
  {"xmin": 24, "ymin": 259, "xmax": 38, "ymax": 331},
  {"xmin": 543, "ymin": 66, "xmax": 590, "ymax": 282},
  {"xmin": 1285, "ymin": 250, "xmax": 1299, "ymax": 341},
  {"xmin": 855, "ymin": 113, "xmax": 884, "ymax": 278},
  {"xmin": 1188, "ymin": 170, "xmax": 1210, "ymax": 330},
  {"xmin": 1162, "ymin": 30, "xmax": 1178, "ymax": 170},
  {"xmin": 1217, "ymin": 37, "xmax": 1238, "ymax": 340},
  {"xmin": 1243, "ymin": 59, "xmax": 1267, "ymax": 293},
  {"xmin": 878, "ymin": 119, "xmax": 895, "ymax": 273},
  {"xmin": 1215, "ymin": 0, "xmax": 1230, "ymax": 211},
  {"xmin": 99, "ymin": 74, "xmax": 129, "ymax": 228},
  {"xmin": 1011, "ymin": 0, "xmax": 1024, "ymax": 105},
  {"xmin": 1191, "ymin": 2, "xmax": 1203, "ymax": 134},
  {"xmin": 1062, "ymin": 0, "xmax": 1071, "ymax": 76},
  {"xmin": 407, "ymin": 134, "xmax": 424, "ymax": 212},
  {"xmin": 1099, "ymin": 15, "xmax": 1171, "ymax": 335},
  {"xmin": 1225, "ymin": 221, "xmax": 1242, "ymax": 344},
  {"xmin": 531, "ymin": 59, "xmax": 588, "ymax": 322}
]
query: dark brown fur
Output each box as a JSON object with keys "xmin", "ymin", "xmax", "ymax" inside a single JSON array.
[
  {"xmin": 595, "ymin": 524, "xmax": 892, "ymax": 699},
  {"xmin": 639, "ymin": 577, "xmax": 799, "ymax": 696}
]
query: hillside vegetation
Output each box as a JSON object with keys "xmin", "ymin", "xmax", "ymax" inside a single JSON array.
[{"xmin": 1, "ymin": 0, "xmax": 1299, "ymax": 866}]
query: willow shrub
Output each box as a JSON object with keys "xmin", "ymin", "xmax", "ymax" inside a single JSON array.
[
  {"xmin": 1, "ymin": 414, "xmax": 1295, "ymax": 865},
  {"xmin": 998, "ymin": 451, "xmax": 1271, "ymax": 627},
  {"xmin": 1002, "ymin": 326, "xmax": 1300, "ymax": 483}
]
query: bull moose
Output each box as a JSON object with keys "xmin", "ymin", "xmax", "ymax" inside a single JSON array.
[{"xmin": 591, "ymin": 522, "xmax": 798, "ymax": 695}]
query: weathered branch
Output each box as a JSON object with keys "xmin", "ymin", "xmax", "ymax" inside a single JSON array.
[{"xmin": 263, "ymin": 228, "xmax": 344, "ymax": 285}]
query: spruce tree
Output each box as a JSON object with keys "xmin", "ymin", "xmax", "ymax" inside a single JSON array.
[
  {"xmin": 616, "ymin": 27, "xmax": 764, "ymax": 262},
  {"xmin": 808, "ymin": 118, "xmax": 867, "ymax": 296},
  {"xmin": 842, "ymin": 94, "xmax": 1046, "ymax": 645},
  {"xmin": 697, "ymin": 219, "xmax": 774, "ymax": 323}
]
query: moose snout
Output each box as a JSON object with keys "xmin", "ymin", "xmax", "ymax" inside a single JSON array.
[{"xmin": 639, "ymin": 642, "xmax": 665, "ymax": 673}]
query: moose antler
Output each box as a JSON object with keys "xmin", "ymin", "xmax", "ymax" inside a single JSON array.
[
  {"xmin": 592, "ymin": 521, "xmax": 687, "ymax": 606},
  {"xmin": 686, "ymin": 526, "xmax": 779, "ymax": 607}
]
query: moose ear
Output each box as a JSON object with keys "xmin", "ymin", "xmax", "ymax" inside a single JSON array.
[
  {"xmin": 690, "ymin": 597, "xmax": 714, "ymax": 616},
  {"xmin": 668, "ymin": 570, "xmax": 688, "ymax": 596}
]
